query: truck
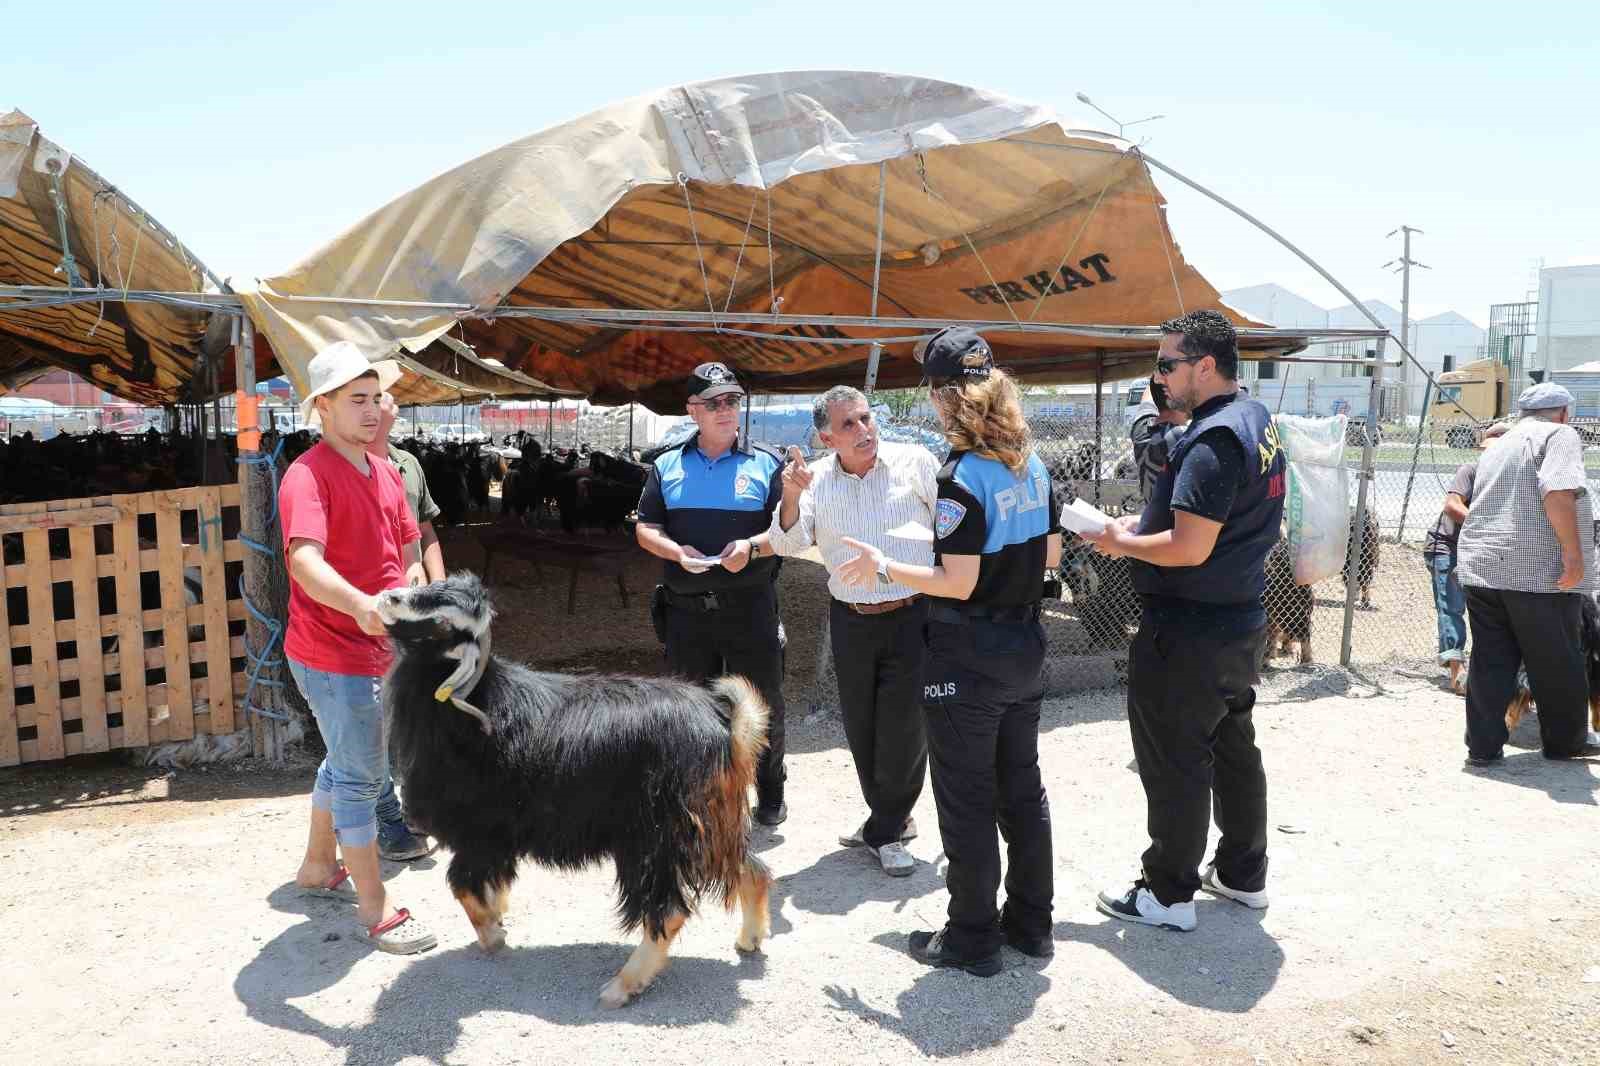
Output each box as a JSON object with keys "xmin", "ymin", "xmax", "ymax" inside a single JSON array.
[{"xmin": 1430, "ymin": 358, "xmax": 1600, "ymax": 446}]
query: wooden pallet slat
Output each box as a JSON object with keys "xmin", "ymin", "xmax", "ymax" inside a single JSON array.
[
  {"xmin": 2, "ymin": 539, "xmax": 244, "ymax": 590},
  {"xmin": 67, "ymin": 525, "xmax": 109, "ymax": 754},
  {"xmin": 5, "ymin": 482, "xmax": 251, "ymax": 764},
  {"xmin": 23, "ymin": 673, "xmax": 238, "ymax": 730},
  {"xmin": 197, "ymin": 487, "xmax": 235, "ymax": 735},
  {"xmin": 21, "ymin": 527, "xmax": 64, "ymax": 760},
  {"xmin": 0, "ymin": 506, "xmax": 121, "ymax": 535},
  {"xmin": 153, "ymin": 493, "xmax": 194, "ymax": 743},
  {"xmin": 10, "ymin": 634, "xmax": 245, "ymax": 688},
  {"xmin": 112, "ymin": 503, "xmax": 150, "ymax": 749},
  {"xmin": 0, "ymin": 484, "xmax": 241, "ymax": 519},
  {"xmin": 6, "ymin": 599, "xmax": 243, "ymax": 648}
]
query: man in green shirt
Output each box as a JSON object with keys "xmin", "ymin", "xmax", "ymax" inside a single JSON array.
[
  {"xmin": 369, "ymin": 392, "xmax": 446, "ymax": 582},
  {"xmin": 352, "ymin": 390, "xmax": 446, "ymax": 862}
]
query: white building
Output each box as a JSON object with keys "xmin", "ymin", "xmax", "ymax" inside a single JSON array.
[
  {"xmin": 1222, "ymin": 285, "xmax": 1485, "ymax": 417},
  {"xmin": 1537, "ymin": 264, "xmax": 1600, "ymax": 376}
]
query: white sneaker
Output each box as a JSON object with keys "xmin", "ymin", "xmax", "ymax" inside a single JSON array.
[
  {"xmin": 867, "ymin": 841, "xmax": 916, "ymax": 878},
  {"xmin": 838, "ymin": 816, "xmax": 918, "ymax": 848},
  {"xmin": 1095, "ymin": 882, "xmax": 1197, "ymax": 932},
  {"xmin": 1200, "ymin": 865, "xmax": 1269, "ymax": 909}
]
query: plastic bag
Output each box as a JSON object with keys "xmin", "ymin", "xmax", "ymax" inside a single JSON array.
[{"xmin": 1274, "ymin": 413, "xmax": 1351, "ymax": 586}]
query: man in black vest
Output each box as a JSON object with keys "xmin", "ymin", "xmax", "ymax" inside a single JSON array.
[{"xmin": 1081, "ymin": 310, "xmax": 1285, "ymax": 932}]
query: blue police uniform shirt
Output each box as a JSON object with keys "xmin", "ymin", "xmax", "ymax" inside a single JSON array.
[
  {"xmin": 932, "ymin": 450, "xmax": 1060, "ymax": 608},
  {"xmin": 637, "ymin": 433, "xmax": 784, "ymax": 592},
  {"xmin": 1130, "ymin": 391, "xmax": 1286, "ymax": 635}
]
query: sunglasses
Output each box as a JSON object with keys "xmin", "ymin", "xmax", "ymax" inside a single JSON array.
[
  {"xmin": 1154, "ymin": 355, "xmax": 1205, "ymax": 375},
  {"xmin": 691, "ymin": 394, "xmax": 744, "ymax": 412}
]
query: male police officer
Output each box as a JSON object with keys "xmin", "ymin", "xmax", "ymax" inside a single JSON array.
[
  {"xmin": 1129, "ymin": 375, "xmax": 1190, "ymax": 506},
  {"xmin": 635, "ymin": 363, "xmax": 789, "ymax": 824},
  {"xmin": 1083, "ymin": 310, "xmax": 1285, "ymax": 932}
]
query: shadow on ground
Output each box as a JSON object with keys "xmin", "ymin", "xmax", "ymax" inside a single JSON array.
[
  {"xmin": 821, "ymin": 931, "xmax": 1051, "ymax": 1057},
  {"xmin": 1466, "ymin": 747, "xmax": 1600, "ymax": 806},
  {"xmin": 1056, "ymin": 901, "xmax": 1284, "ymax": 1012},
  {"xmin": 235, "ymin": 884, "xmax": 766, "ymax": 1066},
  {"xmin": 768, "ymin": 844, "xmax": 947, "ymax": 935},
  {"xmin": 0, "ymin": 751, "xmax": 311, "ymax": 821}
]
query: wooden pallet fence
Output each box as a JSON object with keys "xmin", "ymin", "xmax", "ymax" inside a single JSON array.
[{"xmin": 0, "ymin": 486, "xmax": 248, "ymax": 766}]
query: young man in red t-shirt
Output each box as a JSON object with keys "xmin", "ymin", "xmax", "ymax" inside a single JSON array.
[{"xmin": 281, "ymin": 342, "xmax": 433, "ymax": 954}]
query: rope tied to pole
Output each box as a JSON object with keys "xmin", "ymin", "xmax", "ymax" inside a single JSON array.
[
  {"xmin": 676, "ymin": 173, "xmax": 719, "ymax": 331},
  {"xmin": 233, "ymin": 438, "xmax": 291, "ymax": 722},
  {"xmin": 1026, "ymin": 149, "xmax": 1127, "ymax": 322},
  {"xmin": 1142, "ymin": 157, "xmax": 1186, "ymax": 316}
]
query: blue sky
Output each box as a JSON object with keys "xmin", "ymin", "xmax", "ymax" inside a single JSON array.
[{"xmin": 7, "ymin": 0, "xmax": 1596, "ymax": 326}]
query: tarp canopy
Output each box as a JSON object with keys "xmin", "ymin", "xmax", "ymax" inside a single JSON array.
[
  {"xmin": 0, "ymin": 109, "xmax": 248, "ymax": 405},
  {"xmin": 240, "ymin": 72, "xmax": 1359, "ymax": 411}
]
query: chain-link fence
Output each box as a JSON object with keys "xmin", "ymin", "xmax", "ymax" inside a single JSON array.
[{"xmin": 864, "ymin": 386, "xmax": 1524, "ymax": 693}]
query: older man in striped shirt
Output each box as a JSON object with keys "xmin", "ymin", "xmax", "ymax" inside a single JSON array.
[{"xmin": 768, "ymin": 386, "xmax": 940, "ymax": 876}]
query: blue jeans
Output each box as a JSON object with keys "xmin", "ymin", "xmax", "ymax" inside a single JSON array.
[
  {"xmin": 1427, "ymin": 554, "xmax": 1467, "ymax": 665},
  {"xmin": 288, "ymin": 660, "xmax": 404, "ymax": 847}
]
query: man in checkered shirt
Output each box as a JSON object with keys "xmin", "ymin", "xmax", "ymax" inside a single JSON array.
[{"xmin": 1456, "ymin": 382, "xmax": 1600, "ymax": 765}]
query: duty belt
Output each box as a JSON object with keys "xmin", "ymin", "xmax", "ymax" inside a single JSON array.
[
  {"xmin": 662, "ymin": 584, "xmax": 769, "ymax": 612},
  {"xmin": 838, "ymin": 594, "xmax": 921, "ymax": 616},
  {"xmin": 928, "ymin": 601, "xmax": 1041, "ymax": 625}
]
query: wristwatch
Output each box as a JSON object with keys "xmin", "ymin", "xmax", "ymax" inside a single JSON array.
[{"xmin": 876, "ymin": 557, "xmax": 891, "ymax": 586}]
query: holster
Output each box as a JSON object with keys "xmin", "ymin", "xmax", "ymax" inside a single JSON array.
[{"xmin": 650, "ymin": 584, "xmax": 669, "ymax": 644}]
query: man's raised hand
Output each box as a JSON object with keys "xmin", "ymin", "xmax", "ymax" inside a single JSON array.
[{"xmin": 781, "ymin": 445, "xmax": 814, "ymax": 499}]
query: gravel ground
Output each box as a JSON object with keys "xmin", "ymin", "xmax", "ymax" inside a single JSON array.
[{"xmin": 4, "ymin": 655, "xmax": 1600, "ymax": 1066}]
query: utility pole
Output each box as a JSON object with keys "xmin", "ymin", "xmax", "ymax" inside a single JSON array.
[{"xmin": 1384, "ymin": 226, "xmax": 1429, "ymax": 419}]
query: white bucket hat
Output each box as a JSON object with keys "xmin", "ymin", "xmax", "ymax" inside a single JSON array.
[{"xmin": 298, "ymin": 341, "xmax": 403, "ymax": 429}]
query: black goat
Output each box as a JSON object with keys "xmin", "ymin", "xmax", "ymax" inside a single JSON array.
[
  {"xmin": 1505, "ymin": 592, "xmax": 1600, "ymax": 741},
  {"xmin": 1060, "ymin": 535, "xmax": 1140, "ymax": 647},
  {"xmin": 1262, "ymin": 539, "xmax": 1313, "ymax": 665},
  {"xmin": 375, "ymin": 573, "xmax": 774, "ymax": 1008},
  {"xmin": 1344, "ymin": 509, "xmax": 1381, "ymax": 610}
]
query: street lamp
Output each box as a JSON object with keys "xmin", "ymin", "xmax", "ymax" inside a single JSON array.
[{"xmin": 1075, "ymin": 92, "xmax": 1164, "ymax": 138}]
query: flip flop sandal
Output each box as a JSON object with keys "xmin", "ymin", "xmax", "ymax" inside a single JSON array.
[
  {"xmin": 357, "ymin": 908, "xmax": 437, "ymax": 955},
  {"xmin": 300, "ymin": 865, "xmax": 358, "ymax": 904}
]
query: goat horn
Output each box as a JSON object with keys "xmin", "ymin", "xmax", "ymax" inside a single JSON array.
[{"xmin": 435, "ymin": 640, "xmax": 481, "ymax": 703}]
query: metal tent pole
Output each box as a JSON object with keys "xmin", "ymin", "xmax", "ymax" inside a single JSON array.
[
  {"xmin": 1094, "ymin": 353, "xmax": 1105, "ymax": 504},
  {"xmin": 864, "ymin": 161, "xmax": 888, "ymax": 398},
  {"xmin": 1341, "ymin": 336, "xmax": 1385, "ymax": 666},
  {"xmin": 1139, "ymin": 153, "xmax": 1475, "ymax": 426}
]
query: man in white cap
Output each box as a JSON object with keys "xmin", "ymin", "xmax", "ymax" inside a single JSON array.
[
  {"xmin": 1456, "ymin": 382, "xmax": 1600, "ymax": 766},
  {"xmin": 281, "ymin": 341, "xmax": 436, "ymax": 954}
]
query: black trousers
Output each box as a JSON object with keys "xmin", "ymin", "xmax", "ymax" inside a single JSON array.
[
  {"xmin": 664, "ymin": 584, "xmax": 786, "ymax": 801},
  {"xmin": 922, "ymin": 617, "xmax": 1052, "ymax": 959},
  {"xmin": 1127, "ymin": 619, "xmax": 1269, "ymax": 906},
  {"xmin": 1464, "ymin": 586, "xmax": 1589, "ymax": 758},
  {"xmin": 830, "ymin": 598, "xmax": 929, "ymax": 847}
]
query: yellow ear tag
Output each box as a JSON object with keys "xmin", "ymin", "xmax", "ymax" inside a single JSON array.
[{"xmin": 435, "ymin": 685, "xmax": 454, "ymax": 702}]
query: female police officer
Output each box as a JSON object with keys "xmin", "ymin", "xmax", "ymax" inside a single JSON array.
[{"xmin": 837, "ymin": 327, "xmax": 1062, "ymax": 976}]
